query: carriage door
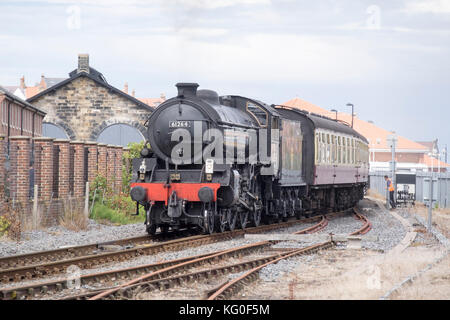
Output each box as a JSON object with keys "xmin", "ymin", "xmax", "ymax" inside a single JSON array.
[{"xmin": 270, "ymin": 116, "xmax": 280, "ymax": 176}]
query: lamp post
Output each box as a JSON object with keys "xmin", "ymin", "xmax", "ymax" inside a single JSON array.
[
  {"xmin": 331, "ymin": 109, "xmax": 338, "ymax": 120},
  {"xmin": 428, "ymin": 152, "xmax": 434, "ymax": 231},
  {"xmin": 346, "ymin": 103, "xmax": 354, "ymax": 128},
  {"xmin": 387, "ymin": 134, "xmax": 397, "ymax": 205},
  {"xmin": 443, "ymin": 147, "xmax": 448, "ymax": 208}
]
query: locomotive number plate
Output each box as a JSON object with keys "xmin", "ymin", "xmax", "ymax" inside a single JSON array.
[{"xmin": 169, "ymin": 121, "xmax": 191, "ymax": 128}]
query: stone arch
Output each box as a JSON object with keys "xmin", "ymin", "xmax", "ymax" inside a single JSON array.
[
  {"xmin": 42, "ymin": 118, "xmax": 76, "ymax": 140},
  {"xmin": 91, "ymin": 118, "xmax": 147, "ymax": 145}
]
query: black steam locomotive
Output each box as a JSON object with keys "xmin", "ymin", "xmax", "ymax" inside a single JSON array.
[{"xmin": 130, "ymin": 83, "xmax": 369, "ymax": 235}]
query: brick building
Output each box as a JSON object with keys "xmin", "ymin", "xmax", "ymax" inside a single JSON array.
[
  {"xmin": 27, "ymin": 54, "xmax": 154, "ymax": 145},
  {"xmin": 0, "ymin": 86, "xmax": 46, "ymax": 146}
]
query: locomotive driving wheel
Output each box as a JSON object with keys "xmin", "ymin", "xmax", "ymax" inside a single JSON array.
[
  {"xmin": 239, "ymin": 211, "xmax": 248, "ymax": 229},
  {"xmin": 226, "ymin": 208, "xmax": 237, "ymax": 231},
  {"xmin": 216, "ymin": 209, "xmax": 227, "ymax": 233},
  {"xmin": 203, "ymin": 203, "xmax": 216, "ymax": 234},
  {"xmin": 251, "ymin": 202, "xmax": 261, "ymax": 227}
]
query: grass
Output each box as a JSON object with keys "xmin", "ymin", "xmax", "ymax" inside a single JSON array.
[
  {"xmin": 60, "ymin": 209, "xmax": 88, "ymax": 231},
  {"xmin": 90, "ymin": 203, "xmax": 145, "ymax": 225}
]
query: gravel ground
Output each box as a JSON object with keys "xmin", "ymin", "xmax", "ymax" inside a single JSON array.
[
  {"xmin": 258, "ymin": 253, "xmax": 318, "ymax": 282},
  {"xmin": 0, "ymin": 220, "xmax": 147, "ymax": 257},
  {"xmin": 359, "ymin": 200, "xmax": 406, "ymax": 252},
  {"xmin": 253, "ymin": 199, "xmax": 408, "ymax": 283}
]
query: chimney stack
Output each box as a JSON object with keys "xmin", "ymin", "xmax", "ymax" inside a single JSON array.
[
  {"xmin": 131, "ymin": 89, "xmax": 135, "ymax": 97},
  {"xmin": 160, "ymin": 93, "xmax": 166, "ymax": 100},
  {"xmin": 124, "ymin": 82, "xmax": 129, "ymax": 94},
  {"xmin": 20, "ymin": 76, "xmax": 26, "ymax": 89},
  {"xmin": 77, "ymin": 54, "xmax": 90, "ymax": 74},
  {"xmin": 176, "ymin": 83, "xmax": 199, "ymax": 98}
]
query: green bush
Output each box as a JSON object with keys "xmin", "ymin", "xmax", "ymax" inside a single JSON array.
[
  {"xmin": 122, "ymin": 141, "xmax": 150, "ymax": 193},
  {"xmin": 91, "ymin": 203, "xmax": 145, "ymax": 225},
  {"xmin": 0, "ymin": 216, "xmax": 11, "ymax": 237}
]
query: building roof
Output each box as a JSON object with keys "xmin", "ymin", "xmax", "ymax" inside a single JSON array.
[
  {"xmin": 28, "ymin": 68, "xmax": 154, "ymax": 112},
  {"xmin": 42, "ymin": 77, "xmax": 66, "ymax": 88},
  {"xmin": 138, "ymin": 97, "xmax": 165, "ymax": 108},
  {"xmin": 422, "ymin": 154, "xmax": 450, "ymax": 168},
  {"xmin": 0, "ymin": 86, "xmax": 46, "ymax": 115},
  {"xmin": 282, "ymin": 97, "xmax": 429, "ymax": 152}
]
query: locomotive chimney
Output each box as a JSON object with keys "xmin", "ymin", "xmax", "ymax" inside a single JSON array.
[{"xmin": 176, "ymin": 83, "xmax": 199, "ymax": 98}]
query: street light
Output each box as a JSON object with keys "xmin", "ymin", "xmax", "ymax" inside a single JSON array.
[
  {"xmin": 330, "ymin": 109, "xmax": 338, "ymax": 120},
  {"xmin": 346, "ymin": 103, "xmax": 354, "ymax": 128},
  {"xmin": 443, "ymin": 147, "xmax": 448, "ymax": 208},
  {"xmin": 427, "ymin": 152, "xmax": 435, "ymax": 230}
]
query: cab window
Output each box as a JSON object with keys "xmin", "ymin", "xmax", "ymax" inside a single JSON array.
[{"xmin": 246, "ymin": 102, "xmax": 268, "ymax": 127}]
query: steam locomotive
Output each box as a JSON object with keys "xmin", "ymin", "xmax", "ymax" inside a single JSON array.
[{"xmin": 130, "ymin": 83, "xmax": 369, "ymax": 235}]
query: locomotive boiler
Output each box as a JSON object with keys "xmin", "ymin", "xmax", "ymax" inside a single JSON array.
[{"xmin": 130, "ymin": 83, "xmax": 369, "ymax": 235}]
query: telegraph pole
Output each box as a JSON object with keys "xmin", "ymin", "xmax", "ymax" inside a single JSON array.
[
  {"xmin": 444, "ymin": 146, "xmax": 448, "ymax": 208},
  {"xmin": 428, "ymin": 174, "xmax": 433, "ymax": 231},
  {"xmin": 428, "ymin": 154, "xmax": 434, "ymax": 231},
  {"xmin": 387, "ymin": 134, "xmax": 397, "ymax": 204}
]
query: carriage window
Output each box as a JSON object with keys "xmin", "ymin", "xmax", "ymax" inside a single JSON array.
[
  {"xmin": 326, "ymin": 134, "xmax": 331, "ymax": 164},
  {"xmin": 352, "ymin": 139, "xmax": 355, "ymax": 164},
  {"xmin": 315, "ymin": 133, "xmax": 319, "ymax": 164},
  {"xmin": 337, "ymin": 136, "xmax": 341, "ymax": 164},
  {"xmin": 342, "ymin": 137, "xmax": 347, "ymax": 164},
  {"xmin": 347, "ymin": 138, "xmax": 351, "ymax": 165},
  {"xmin": 246, "ymin": 102, "xmax": 268, "ymax": 127},
  {"xmin": 331, "ymin": 134, "xmax": 336, "ymax": 163}
]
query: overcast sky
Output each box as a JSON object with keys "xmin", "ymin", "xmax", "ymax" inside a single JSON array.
[{"xmin": 1, "ymin": 0, "xmax": 449, "ymax": 156}]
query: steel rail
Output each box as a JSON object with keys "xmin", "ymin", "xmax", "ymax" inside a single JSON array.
[
  {"xmin": 0, "ymin": 214, "xmax": 330, "ymax": 284},
  {"xmin": 207, "ymin": 206, "xmax": 372, "ymax": 300},
  {"xmin": 207, "ymin": 242, "xmax": 334, "ymax": 300},
  {"xmin": 88, "ymin": 241, "xmax": 272, "ymax": 300},
  {"xmin": 350, "ymin": 208, "xmax": 372, "ymax": 235},
  {"xmin": 83, "ymin": 212, "xmax": 336, "ymax": 300}
]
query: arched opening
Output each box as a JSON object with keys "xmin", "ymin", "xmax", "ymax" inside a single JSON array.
[
  {"xmin": 96, "ymin": 123, "xmax": 144, "ymax": 147},
  {"xmin": 42, "ymin": 122, "xmax": 69, "ymax": 139}
]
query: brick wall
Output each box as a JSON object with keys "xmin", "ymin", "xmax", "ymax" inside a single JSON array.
[
  {"xmin": 106, "ymin": 145, "xmax": 116, "ymax": 192},
  {"xmin": 0, "ymin": 135, "xmax": 5, "ymax": 209},
  {"xmin": 97, "ymin": 143, "xmax": 107, "ymax": 178},
  {"xmin": 0, "ymin": 138, "xmax": 124, "ymax": 228},
  {"xmin": 9, "ymin": 136, "xmax": 31, "ymax": 203}
]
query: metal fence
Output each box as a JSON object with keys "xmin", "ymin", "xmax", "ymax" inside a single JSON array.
[{"xmin": 369, "ymin": 171, "xmax": 450, "ymax": 208}]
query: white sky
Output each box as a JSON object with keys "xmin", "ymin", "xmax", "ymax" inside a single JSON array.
[{"xmin": 1, "ymin": 0, "xmax": 450, "ymax": 155}]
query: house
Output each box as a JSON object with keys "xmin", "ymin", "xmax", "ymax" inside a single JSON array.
[
  {"xmin": 27, "ymin": 54, "xmax": 154, "ymax": 146},
  {"xmin": 0, "ymin": 85, "xmax": 46, "ymax": 147}
]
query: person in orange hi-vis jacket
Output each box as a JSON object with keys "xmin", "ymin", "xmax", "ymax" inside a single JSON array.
[{"xmin": 384, "ymin": 175, "xmax": 396, "ymax": 209}]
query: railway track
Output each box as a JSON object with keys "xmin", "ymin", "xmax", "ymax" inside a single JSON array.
[
  {"xmin": 0, "ymin": 207, "xmax": 369, "ymax": 300},
  {"xmin": 0, "ymin": 213, "xmax": 336, "ymax": 284},
  {"xmin": 207, "ymin": 242, "xmax": 333, "ymax": 300},
  {"xmin": 84, "ymin": 213, "xmax": 347, "ymax": 300},
  {"xmin": 351, "ymin": 207, "xmax": 372, "ymax": 235},
  {"xmin": 206, "ymin": 208, "xmax": 373, "ymax": 300},
  {"xmin": 1, "ymin": 241, "xmax": 272, "ymax": 300}
]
